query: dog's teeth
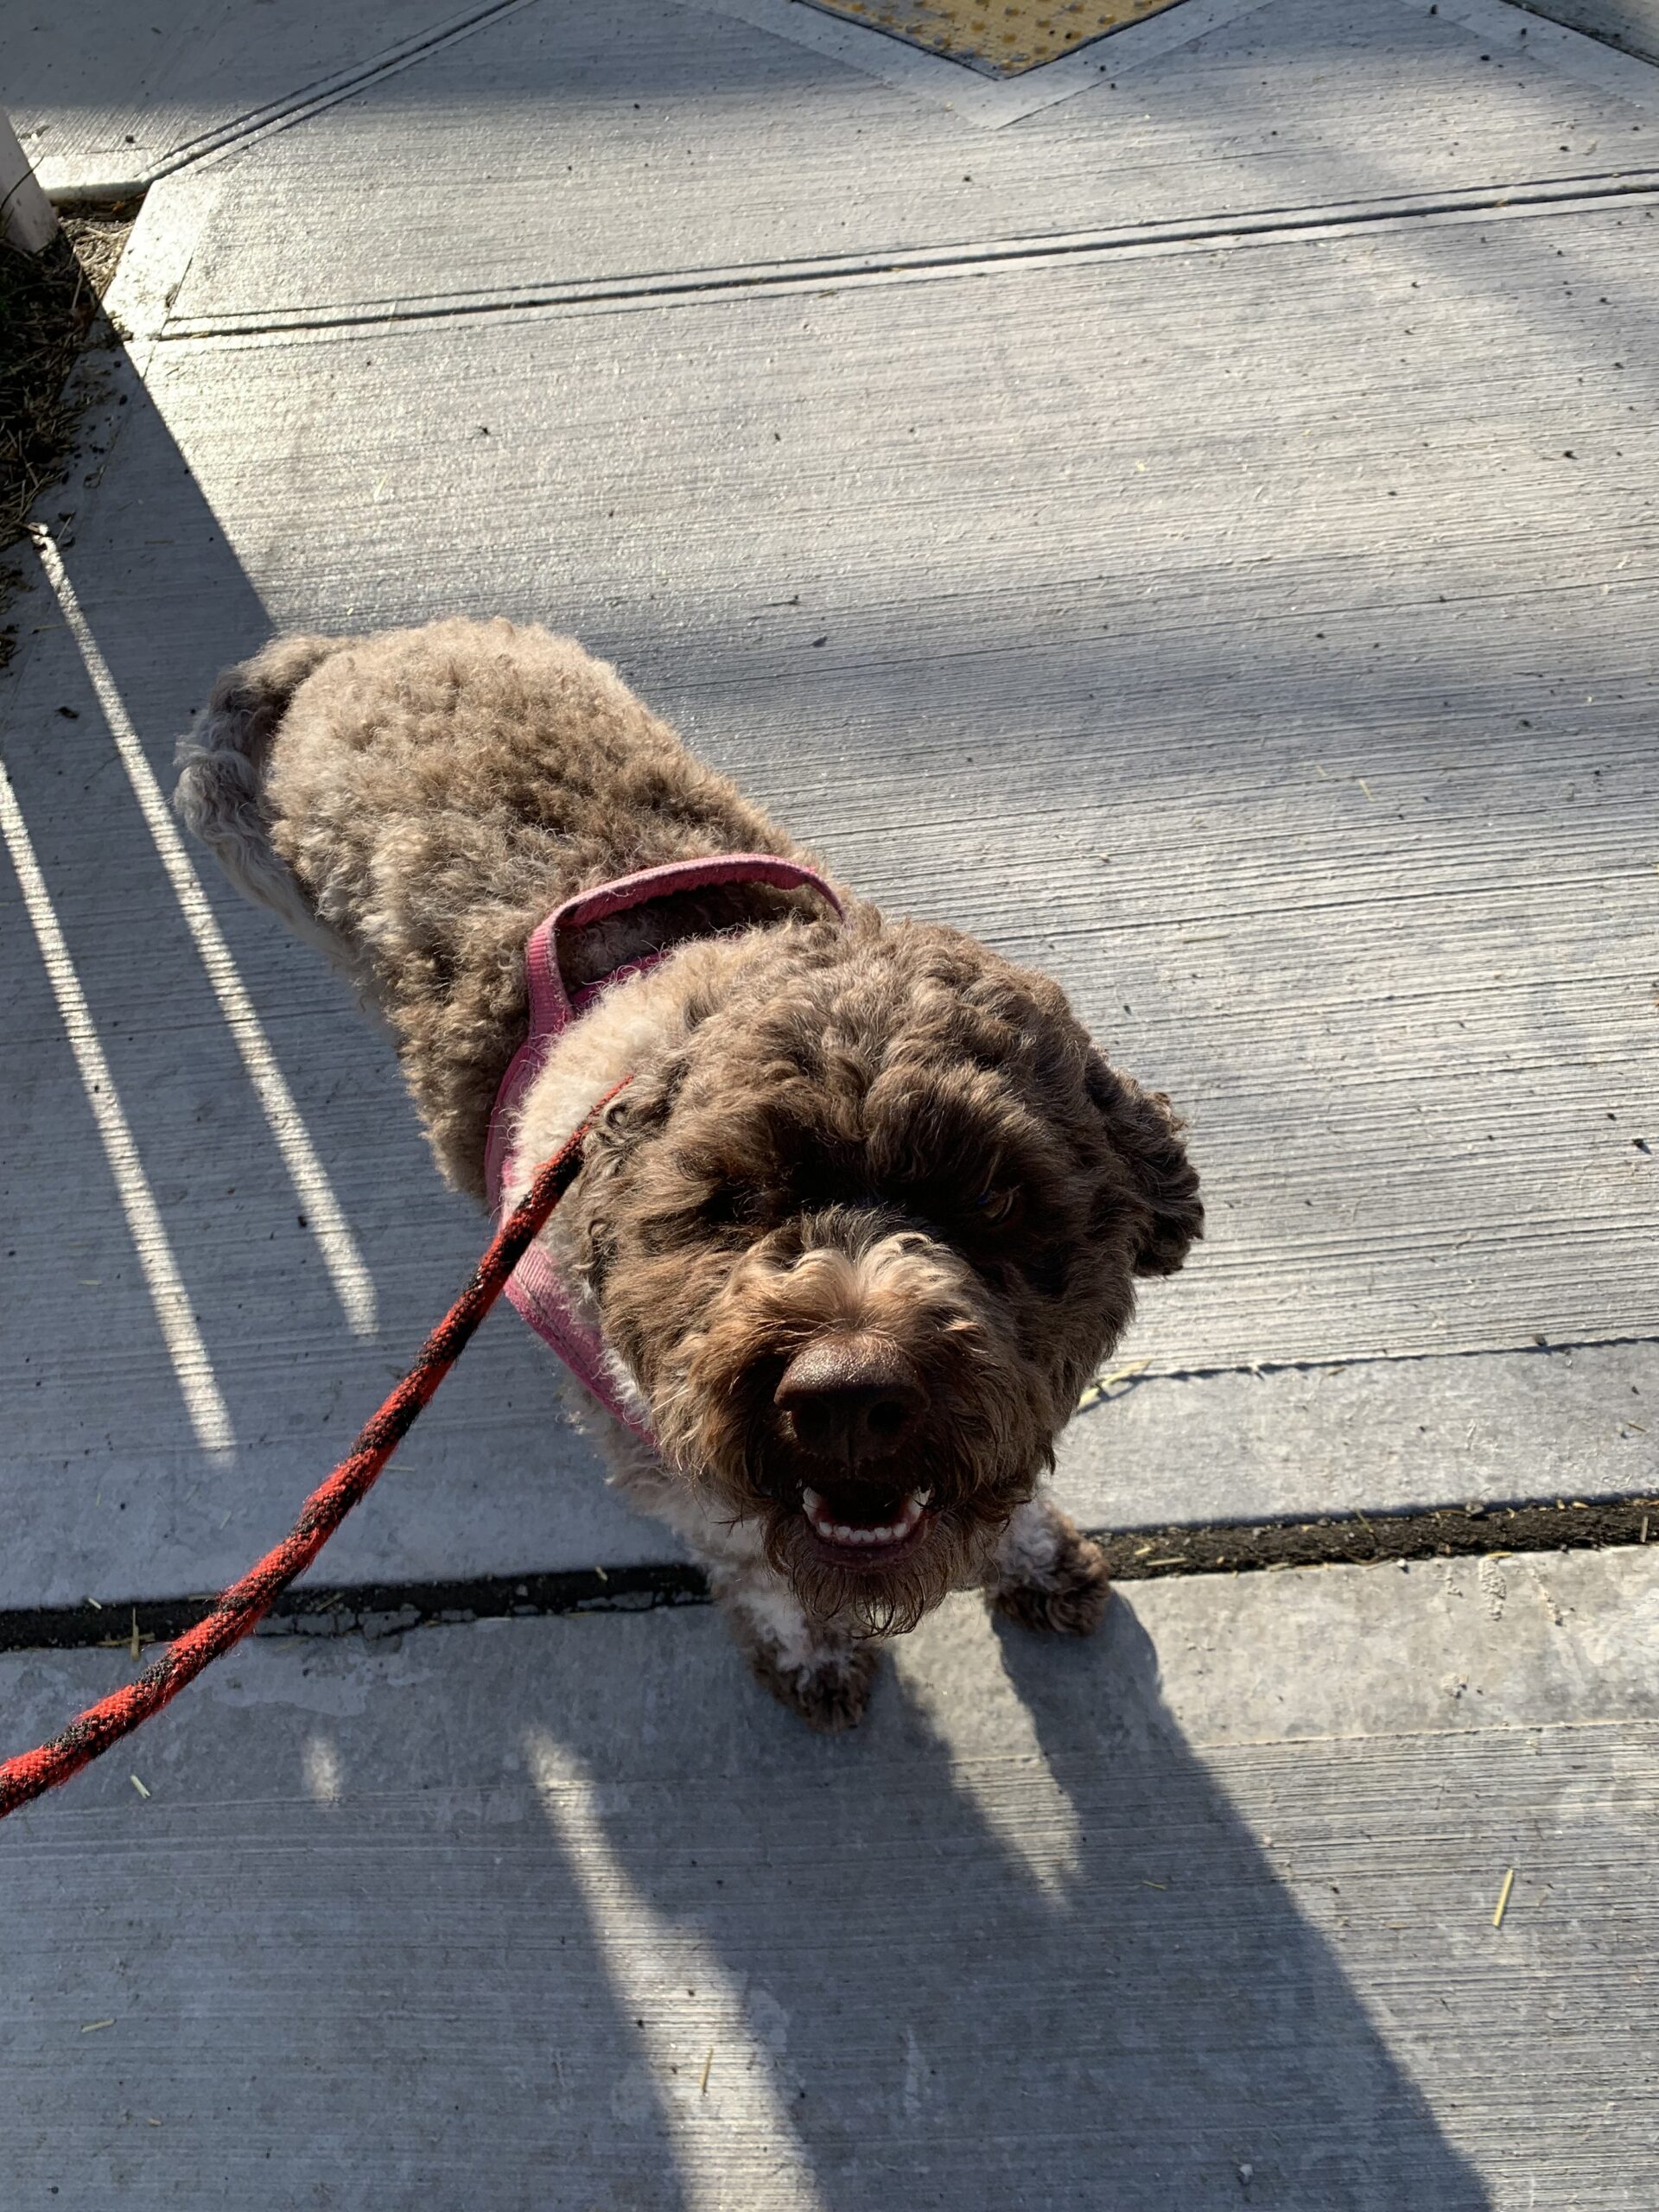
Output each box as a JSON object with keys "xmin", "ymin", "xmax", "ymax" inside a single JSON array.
[{"xmin": 803, "ymin": 1488, "xmax": 934, "ymax": 1548}]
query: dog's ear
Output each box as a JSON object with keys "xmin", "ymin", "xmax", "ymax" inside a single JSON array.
[
  {"xmin": 569, "ymin": 1058, "xmax": 687, "ymax": 1294},
  {"xmin": 582, "ymin": 1054, "xmax": 685, "ymax": 1179},
  {"xmin": 1084, "ymin": 1051, "xmax": 1203, "ymax": 1278}
]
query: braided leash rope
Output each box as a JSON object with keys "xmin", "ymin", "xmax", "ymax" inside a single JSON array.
[{"xmin": 0, "ymin": 1082, "xmax": 628, "ymax": 1822}]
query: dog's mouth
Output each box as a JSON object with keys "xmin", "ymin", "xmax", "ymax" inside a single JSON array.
[{"xmin": 798, "ymin": 1483, "xmax": 935, "ymax": 1568}]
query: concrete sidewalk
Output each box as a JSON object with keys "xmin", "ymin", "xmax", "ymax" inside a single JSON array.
[
  {"xmin": 2, "ymin": 0, "xmax": 1656, "ymax": 2202},
  {"xmin": 5, "ymin": 1548, "xmax": 1656, "ymax": 2206}
]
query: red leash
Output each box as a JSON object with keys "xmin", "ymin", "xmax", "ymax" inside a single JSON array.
[{"xmin": 0, "ymin": 1084, "xmax": 627, "ymax": 1822}]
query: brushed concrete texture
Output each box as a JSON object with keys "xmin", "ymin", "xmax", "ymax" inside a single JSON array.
[
  {"xmin": 3, "ymin": 170, "xmax": 1656, "ymax": 1599},
  {"xmin": 144, "ymin": 211, "xmax": 1659, "ymax": 1391},
  {"xmin": 165, "ymin": 0, "xmax": 1659, "ymax": 328},
  {"xmin": 1, "ymin": 0, "xmax": 540, "ymax": 195},
  {"xmin": 108, "ymin": 219, "xmax": 1659, "ymax": 1380},
  {"xmin": 3, "ymin": 1548, "xmax": 1656, "ymax": 2207},
  {"xmin": 1516, "ymin": 0, "xmax": 1659, "ymax": 66},
  {"xmin": 5, "ymin": 0, "xmax": 1658, "ymax": 1609},
  {"xmin": 13, "ymin": 0, "xmax": 1656, "ymax": 209},
  {"xmin": 1067, "ymin": 1338, "xmax": 1656, "ymax": 1529}
]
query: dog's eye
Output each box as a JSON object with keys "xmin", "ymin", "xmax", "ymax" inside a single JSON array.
[{"xmin": 975, "ymin": 1185, "xmax": 1020, "ymax": 1226}]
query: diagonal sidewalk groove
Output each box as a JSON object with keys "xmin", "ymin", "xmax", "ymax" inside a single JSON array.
[
  {"xmin": 152, "ymin": 0, "xmax": 1659, "ymax": 325},
  {"xmin": 144, "ymin": 0, "xmax": 553, "ymax": 181},
  {"xmin": 10, "ymin": 0, "xmax": 556, "ymax": 198}
]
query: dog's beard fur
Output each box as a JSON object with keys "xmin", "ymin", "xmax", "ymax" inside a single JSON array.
[
  {"xmin": 647, "ymin": 1212, "xmax": 1057, "ymax": 1635},
  {"xmin": 565, "ymin": 912, "xmax": 1203, "ymax": 1636}
]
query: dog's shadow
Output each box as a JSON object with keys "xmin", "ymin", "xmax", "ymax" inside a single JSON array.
[{"xmin": 531, "ymin": 1593, "xmax": 1491, "ymax": 2212}]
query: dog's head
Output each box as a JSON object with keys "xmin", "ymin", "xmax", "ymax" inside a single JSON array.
[{"xmin": 567, "ymin": 909, "xmax": 1200, "ymax": 1632}]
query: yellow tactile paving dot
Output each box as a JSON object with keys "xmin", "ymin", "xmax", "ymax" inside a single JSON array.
[{"xmin": 806, "ymin": 0, "xmax": 1191, "ymax": 76}]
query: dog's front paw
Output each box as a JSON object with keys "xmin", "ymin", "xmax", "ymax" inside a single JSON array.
[
  {"xmin": 747, "ymin": 1639, "xmax": 882, "ymax": 1732},
  {"xmin": 988, "ymin": 1511, "xmax": 1112, "ymax": 1637}
]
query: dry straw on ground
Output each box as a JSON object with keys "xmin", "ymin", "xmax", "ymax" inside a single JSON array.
[{"xmin": 0, "ymin": 199, "xmax": 137, "ymax": 668}]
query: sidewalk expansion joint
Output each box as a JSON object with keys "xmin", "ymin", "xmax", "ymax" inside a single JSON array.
[
  {"xmin": 5, "ymin": 1496, "xmax": 1654, "ymax": 1658},
  {"xmin": 148, "ymin": 0, "xmax": 550, "ymax": 184},
  {"xmin": 156, "ymin": 169, "xmax": 1659, "ymax": 345},
  {"xmin": 1071, "ymin": 1330, "xmax": 1659, "ymax": 1402}
]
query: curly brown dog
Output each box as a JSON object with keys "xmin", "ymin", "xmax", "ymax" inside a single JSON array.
[{"xmin": 175, "ymin": 618, "xmax": 1200, "ymax": 1730}]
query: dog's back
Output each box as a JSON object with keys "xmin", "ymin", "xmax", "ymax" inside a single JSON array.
[{"xmin": 175, "ymin": 618, "xmax": 805, "ymax": 1194}]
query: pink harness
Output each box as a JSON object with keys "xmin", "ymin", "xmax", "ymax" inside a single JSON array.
[{"xmin": 483, "ymin": 854, "xmax": 844, "ymax": 1440}]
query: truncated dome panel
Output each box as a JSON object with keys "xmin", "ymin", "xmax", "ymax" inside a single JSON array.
[{"xmin": 803, "ymin": 0, "xmax": 1191, "ymax": 74}]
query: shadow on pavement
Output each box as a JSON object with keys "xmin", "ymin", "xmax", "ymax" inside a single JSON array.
[
  {"xmin": 526, "ymin": 1599, "xmax": 1491, "ymax": 2210},
  {"xmin": 0, "ymin": 359, "xmax": 621, "ymax": 1610}
]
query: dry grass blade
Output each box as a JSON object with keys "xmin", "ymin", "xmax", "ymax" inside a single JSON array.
[
  {"xmin": 1077, "ymin": 1357, "xmax": 1151, "ymax": 1412},
  {"xmin": 0, "ymin": 200, "xmax": 138, "ymax": 669},
  {"xmin": 1492, "ymin": 1866, "xmax": 1516, "ymax": 1929}
]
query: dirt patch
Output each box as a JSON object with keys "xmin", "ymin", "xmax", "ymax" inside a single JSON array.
[
  {"xmin": 2, "ymin": 1498, "xmax": 1656, "ymax": 1656},
  {"xmin": 0, "ymin": 197, "xmax": 139, "ymax": 670},
  {"xmin": 1096, "ymin": 1492, "xmax": 1659, "ymax": 1580},
  {"xmin": 0, "ymin": 1563, "xmax": 709, "ymax": 1657}
]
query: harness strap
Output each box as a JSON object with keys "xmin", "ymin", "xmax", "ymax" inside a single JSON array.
[{"xmin": 485, "ymin": 853, "xmax": 845, "ymax": 1439}]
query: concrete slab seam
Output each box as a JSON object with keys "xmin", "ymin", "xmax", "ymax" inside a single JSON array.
[
  {"xmin": 5, "ymin": 1497, "xmax": 1656, "ymax": 1659},
  {"xmin": 153, "ymin": 171, "xmax": 1659, "ymax": 346},
  {"xmin": 1069, "ymin": 1330, "xmax": 1659, "ymax": 1391}
]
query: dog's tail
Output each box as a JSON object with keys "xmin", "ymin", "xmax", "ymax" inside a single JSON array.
[{"xmin": 175, "ymin": 633, "xmax": 363, "ymax": 976}]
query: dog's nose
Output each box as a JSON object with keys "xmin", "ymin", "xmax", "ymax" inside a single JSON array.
[{"xmin": 774, "ymin": 1336, "xmax": 925, "ymax": 1465}]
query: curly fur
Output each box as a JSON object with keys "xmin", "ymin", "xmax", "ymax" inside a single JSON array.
[{"xmin": 176, "ymin": 617, "xmax": 1201, "ymax": 1726}]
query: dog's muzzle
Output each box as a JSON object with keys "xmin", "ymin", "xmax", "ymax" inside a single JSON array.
[
  {"xmin": 773, "ymin": 1333, "xmax": 937, "ymax": 1567},
  {"xmin": 773, "ymin": 1332, "xmax": 925, "ymax": 1465}
]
